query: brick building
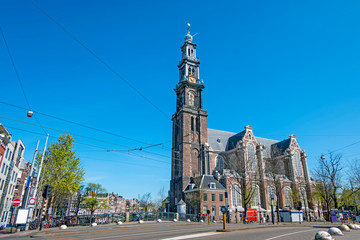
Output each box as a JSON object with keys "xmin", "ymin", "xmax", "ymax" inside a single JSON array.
[{"xmin": 170, "ymin": 28, "xmax": 313, "ymax": 221}]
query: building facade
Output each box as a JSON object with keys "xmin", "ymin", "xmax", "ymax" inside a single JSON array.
[
  {"xmin": 0, "ymin": 124, "xmax": 25, "ymax": 225},
  {"xmin": 170, "ymin": 30, "xmax": 313, "ymax": 221}
]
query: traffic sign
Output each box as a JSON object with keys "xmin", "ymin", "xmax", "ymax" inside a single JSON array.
[
  {"xmin": 12, "ymin": 198, "xmax": 21, "ymax": 206},
  {"xmin": 28, "ymin": 198, "xmax": 36, "ymax": 205},
  {"xmin": 220, "ymin": 206, "xmax": 227, "ymax": 214}
]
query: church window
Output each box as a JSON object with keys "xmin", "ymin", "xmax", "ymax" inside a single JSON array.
[
  {"xmin": 216, "ymin": 155, "xmax": 224, "ymax": 170},
  {"xmin": 247, "ymin": 143, "xmax": 256, "ymax": 171},
  {"xmin": 300, "ymin": 187, "xmax": 308, "ymax": 209},
  {"xmin": 252, "ymin": 185, "xmax": 261, "ymax": 206},
  {"xmin": 191, "ymin": 117, "xmax": 194, "ymax": 131},
  {"xmin": 232, "ymin": 184, "xmax": 241, "ymax": 207},
  {"xmin": 294, "ymin": 151, "xmax": 303, "ymax": 177},
  {"xmin": 196, "ymin": 117, "xmax": 200, "ymax": 132},
  {"xmin": 191, "ymin": 49, "xmax": 194, "ymax": 55},
  {"xmin": 284, "ymin": 187, "xmax": 293, "ymax": 207},
  {"xmin": 188, "ymin": 49, "xmax": 190, "ymax": 56}
]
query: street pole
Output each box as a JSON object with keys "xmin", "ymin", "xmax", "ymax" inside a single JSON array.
[
  {"xmin": 32, "ymin": 134, "xmax": 49, "ymax": 199},
  {"xmin": 268, "ymin": 174, "xmax": 275, "ymax": 224}
]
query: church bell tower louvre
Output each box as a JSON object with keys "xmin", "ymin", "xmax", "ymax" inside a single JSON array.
[{"xmin": 170, "ymin": 25, "xmax": 209, "ymax": 211}]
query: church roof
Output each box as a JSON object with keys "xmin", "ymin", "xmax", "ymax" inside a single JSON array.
[
  {"xmin": 207, "ymin": 128, "xmax": 236, "ymax": 152},
  {"xmin": 184, "ymin": 175, "xmax": 225, "ymax": 191},
  {"xmin": 207, "ymin": 128, "xmax": 280, "ymax": 158},
  {"xmin": 227, "ymin": 130, "xmax": 246, "ymax": 151},
  {"xmin": 272, "ymin": 138, "xmax": 291, "ymax": 154}
]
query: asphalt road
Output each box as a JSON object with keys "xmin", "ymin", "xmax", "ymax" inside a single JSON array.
[{"xmin": 2, "ymin": 222, "xmax": 360, "ymax": 240}]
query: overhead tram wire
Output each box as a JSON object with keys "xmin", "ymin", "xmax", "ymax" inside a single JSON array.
[
  {"xmin": 0, "ymin": 26, "xmax": 47, "ymax": 135},
  {"xmin": 28, "ymin": 0, "xmax": 186, "ymax": 144},
  {"xmin": 29, "ymin": 0, "xmax": 170, "ymax": 120},
  {"xmin": 5, "ymin": 125, "xmax": 170, "ymax": 165},
  {"xmin": 0, "ymin": 115, "xmax": 171, "ymax": 159},
  {"xmin": 0, "ymin": 100, "xmax": 154, "ymax": 147}
]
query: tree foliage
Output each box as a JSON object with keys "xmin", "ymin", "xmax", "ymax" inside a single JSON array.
[
  {"xmin": 39, "ymin": 134, "xmax": 84, "ymax": 216},
  {"xmin": 82, "ymin": 183, "xmax": 108, "ymax": 223}
]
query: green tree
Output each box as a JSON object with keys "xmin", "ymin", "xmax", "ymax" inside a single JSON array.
[
  {"xmin": 82, "ymin": 183, "xmax": 107, "ymax": 224},
  {"xmin": 39, "ymin": 133, "xmax": 84, "ymax": 217}
]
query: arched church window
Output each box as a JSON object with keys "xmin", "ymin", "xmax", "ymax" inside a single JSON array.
[
  {"xmin": 300, "ymin": 187, "xmax": 308, "ymax": 209},
  {"xmin": 196, "ymin": 117, "xmax": 200, "ymax": 132},
  {"xmin": 216, "ymin": 155, "xmax": 224, "ymax": 170},
  {"xmin": 191, "ymin": 117, "xmax": 194, "ymax": 131},
  {"xmin": 247, "ymin": 143, "xmax": 256, "ymax": 171},
  {"xmin": 284, "ymin": 187, "xmax": 293, "ymax": 208},
  {"xmin": 188, "ymin": 49, "xmax": 190, "ymax": 56},
  {"xmin": 232, "ymin": 184, "xmax": 241, "ymax": 207},
  {"xmin": 252, "ymin": 185, "xmax": 261, "ymax": 206},
  {"xmin": 294, "ymin": 151, "xmax": 303, "ymax": 177}
]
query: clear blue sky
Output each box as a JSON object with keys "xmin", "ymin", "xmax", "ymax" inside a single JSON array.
[{"xmin": 1, "ymin": 0, "xmax": 360, "ymax": 199}]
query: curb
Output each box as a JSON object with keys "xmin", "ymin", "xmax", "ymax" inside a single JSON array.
[{"xmin": 216, "ymin": 223, "xmax": 335, "ymax": 232}]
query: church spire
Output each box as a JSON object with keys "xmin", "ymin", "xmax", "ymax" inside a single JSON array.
[{"xmin": 178, "ymin": 23, "xmax": 200, "ymax": 84}]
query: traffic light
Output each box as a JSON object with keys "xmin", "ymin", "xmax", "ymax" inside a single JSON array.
[{"xmin": 42, "ymin": 184, "xmax": 52, "ymax": 199}]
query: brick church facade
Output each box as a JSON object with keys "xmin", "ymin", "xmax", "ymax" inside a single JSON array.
[{"xmin": 170, "ymin": 29, "xmax": 314, "ymax": 221}]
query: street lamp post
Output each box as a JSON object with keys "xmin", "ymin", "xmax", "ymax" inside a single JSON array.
[{"xmin": 268, "ymin": 173, "xmax": 275, "ymax": 224}]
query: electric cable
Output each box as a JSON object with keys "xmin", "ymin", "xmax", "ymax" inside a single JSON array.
[
  {"xmin": 5, "ymin": 125, "xmax": 171, "ymax": 165},
  {"xmin": 0, "ymin": 27, "xmax": 47, "ymax": 135},
  {"xmin": 29, "ymin": 0, "xmax": 170, "ymax": 121},
  {"xmin": 0, "ymin": 115, "xmax": 170, "ymax": 158}
]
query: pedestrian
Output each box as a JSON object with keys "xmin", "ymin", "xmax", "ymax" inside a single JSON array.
[{"xmin": 266, "ymin": 214, "xmax": 269, "ymax": 223}]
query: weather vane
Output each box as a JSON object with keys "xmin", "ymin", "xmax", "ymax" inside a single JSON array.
[{"xmin": 187, "ymin": 23, "xmax": 191, "ymax": 33}]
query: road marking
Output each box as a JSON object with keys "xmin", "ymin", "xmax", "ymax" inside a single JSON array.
[
  {"xmin": 264, "ymin": 229, "xmax": 316, "ymax": 240},
  {"xmin": 82, "ymin": 229, "xmax": 219, "ymax": 240},
  {"xmin": 161, "ymin": 232, "xmax": 221, "ymax": 240}
]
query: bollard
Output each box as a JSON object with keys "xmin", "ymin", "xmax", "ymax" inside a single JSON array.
[{"xmin": 223, "ymin": 213, "xmax": 227, "ymax": 230}]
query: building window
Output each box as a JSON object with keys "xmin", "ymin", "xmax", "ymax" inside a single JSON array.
[
  {"xmin": 219, "ymin": 194, "xmax": 224, "ymax": 202},
  {"xmin": 203, "ymin": 193, "xmax": 208, "ymax": 202},
  {"xmin": 284, "ymin": 187, "xmax": 293, "ymax": 207},
  {"xmin": 300, "ymin": 188, "xmax": 308, "ymax": 209},
  {"xmin": 0, "ymin": 180, "xmax": 3, "ymax": 190},
  {"xmin": 212, "ymin": 206, "xmax": 216, "ymax": 217},
  {"xmin": 9, "ymin": 151, "xmax": 12, "ymax": 160},
  {"xmin": 1, "ymin": 164, "xmax": 4, "ymax": 173},
  {"xmin": 247, "ymin": 143, "xmax": 256, "ymax": 171},
  {"xmin": 209, "ymin": 182, "xmax": 216, "ymax": 189},
  {"xmin": 203, "ymin": 205, "xmax": 208, "ymax": 214},
  {"xmin": 4, "ymin": 165, "xmax": 8, "ymax": 175},
  {"xmin": 211, "ymin": 194, "xmax": 216, "ymax": 202},
  {"xmin": 191, "ymin": 117, "xmax": 194, "ymax": 131},
  {"xmin": 196, "ymin": 117, "xmax": 200, "ymax": 132},
  {"xmin": 216, "ymin": 156, "xmax": 224, "ymax": 170},
  {"xmin": 5, "ymin": 149, "xmax": 9, "ymax": 159},
  {"xmin": 232, "ymin": 184, "xmax": 241, "ymax": 207},
  {"xmin": 294, "ymin": 151, "xmax": 303, "ymax": 177},
  {"xmin": 252, "ymin": 185, "xmax": 261, "ymax": 206}
]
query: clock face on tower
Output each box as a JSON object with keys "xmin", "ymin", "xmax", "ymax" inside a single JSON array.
[{"xmin": 189, "ymin": 77, "xmax": 196, "ymax": 83}]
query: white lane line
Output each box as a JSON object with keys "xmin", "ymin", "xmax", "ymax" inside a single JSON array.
[
  {"xmin": 161, "ymin": 232, "xmax": 221, "ymax": 240},
  {"xmin": 264, "ymin": 229, "xmax": 316, "ymax": 240},
  {"xmin": 83, "ymin": 229, "xmax": 219, "ymax": 240}
]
